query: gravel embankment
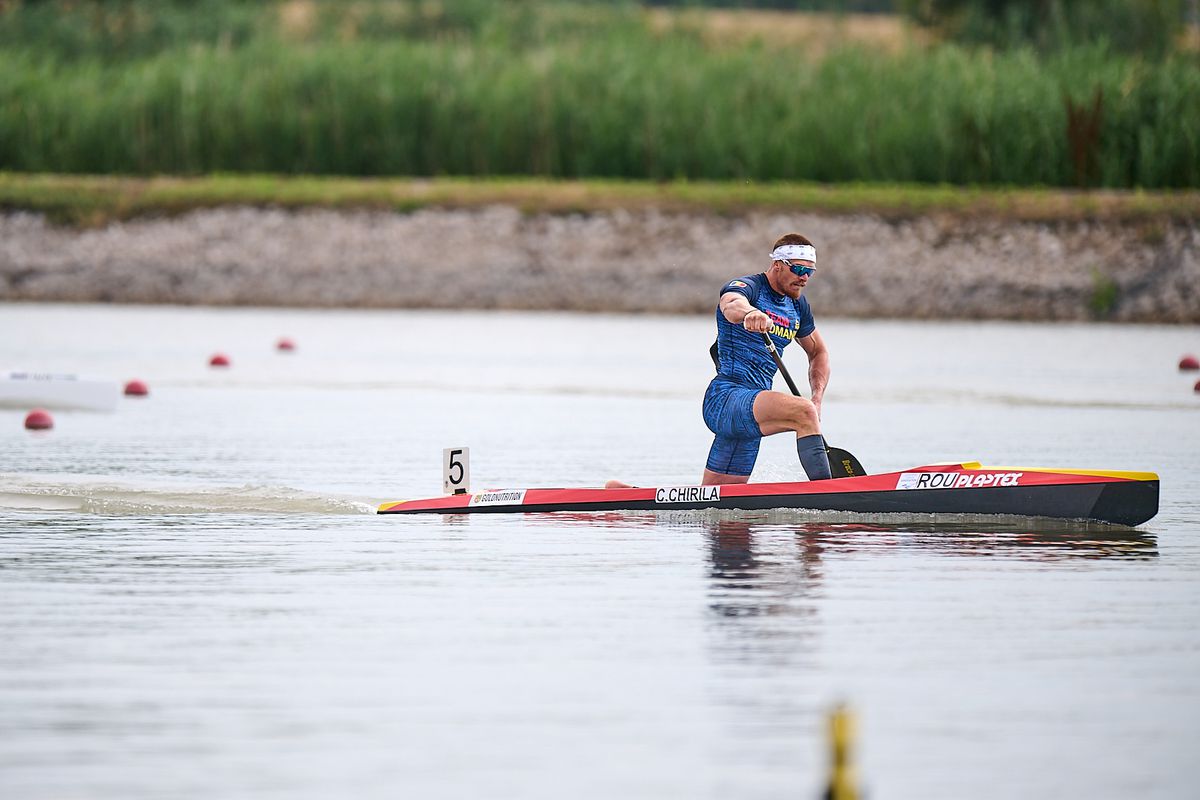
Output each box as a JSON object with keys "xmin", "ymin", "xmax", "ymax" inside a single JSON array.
[{"xmin": 2, "ymin": 207, "xmax": 1196, "ymax": 321}]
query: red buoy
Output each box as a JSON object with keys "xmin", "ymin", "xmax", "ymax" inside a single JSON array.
[
  {"xmin": 25, "ymin": 408, "xmax": 53, "ymax": 430},
  {"xmin": 1195, "ymin": 379, "xmax": 1200, "ymax": 394},
  {"xmin": 124, "ymin": 379, "xmax": 149, "ymax": 396},
  {"xmin": 276, "ymin": 337, "xmax": 296, "ymax": 352},
  {"xmin": 209, "ymin": 353, "xmax": 231, "ymax": 368},
  {"xmin": 1180, "ymin": 355, "xmax": 1200, "ymax": 371}
]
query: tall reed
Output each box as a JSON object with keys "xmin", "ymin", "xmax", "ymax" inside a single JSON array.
[{"xmin": 1, "ymin": 5, "xmax": 1196, "ymax": 187}]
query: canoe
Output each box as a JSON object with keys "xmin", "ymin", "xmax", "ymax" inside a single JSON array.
[
  {"xmin": 377, "ymin": 462, "xmax": 1159, "ymax": 526},
  {"xmin": 0, "ymin": 370, "xmax": 120, "ymax": 412}
]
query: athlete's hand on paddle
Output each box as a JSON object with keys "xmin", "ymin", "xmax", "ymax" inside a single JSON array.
[{"xmin": 741, "ymin": 308, "xmax": 773, "ymax": 334}]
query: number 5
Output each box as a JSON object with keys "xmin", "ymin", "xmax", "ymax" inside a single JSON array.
[{"xmin": 443, "ymin": 447, "xmax": 470, "ymax": 495}]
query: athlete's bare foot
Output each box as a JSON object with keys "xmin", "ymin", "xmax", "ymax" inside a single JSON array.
[{"xmin": 604, "ymin": 479, "xmax": 636, "ymax": 489}]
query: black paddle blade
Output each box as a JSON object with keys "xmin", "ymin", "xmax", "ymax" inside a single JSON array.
[{"xmin": 826, "ymin": 446, "xmax": 866, "ymax": 479}]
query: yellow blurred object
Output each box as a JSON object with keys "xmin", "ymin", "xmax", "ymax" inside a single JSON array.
[{"xmin": 825, "ymin": 704, "xmax": 859, "ymax": 800}]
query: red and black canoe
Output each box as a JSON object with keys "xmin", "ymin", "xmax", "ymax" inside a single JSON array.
[{"xmin": 378, "ymin": 462, "xmax": 1159, "ymax": 527}]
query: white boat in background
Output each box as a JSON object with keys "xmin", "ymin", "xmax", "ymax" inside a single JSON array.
[{"xmin": 0, "ymin": 370, "xmax": 120, "ymax": 412}]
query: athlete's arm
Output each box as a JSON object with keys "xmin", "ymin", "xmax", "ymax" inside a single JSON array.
[
  {"xmin": 719, "ymin": 292, "xmax": 772, "ymax": 333},
  {"xmin": 795, "ymin": 329, "xmax": 830, "ymax": 417}
]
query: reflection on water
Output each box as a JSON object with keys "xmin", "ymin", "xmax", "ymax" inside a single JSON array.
[
  {"xmin": 706, "ymin": 518, "xmax": 824, "ymax": 621},
  {"xmin": 782, "ymin": 518, "xmax": 1159, "ymax": 561},
  {"xmin": 524, "ymin": 510, "xmax": 1159, "ymax": 563},
  {"xmin": 698, "ymin": 517, "xmax": 1158, "ymax": 670},
  {"xmin": 522, "ymin": 510, "xmax": 1159, "ymax": 665}
]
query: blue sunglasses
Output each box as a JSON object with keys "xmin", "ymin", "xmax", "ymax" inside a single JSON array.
[{"xmin": 784, "ymin": 261, "xmax": 816, "ymax": 277}]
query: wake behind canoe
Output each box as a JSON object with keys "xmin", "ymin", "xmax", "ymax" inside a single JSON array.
[{"xmin": 378, "ymin": 462, "xmax": 1159, "ymax": 527}]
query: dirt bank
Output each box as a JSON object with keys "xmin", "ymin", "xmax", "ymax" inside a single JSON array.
[{"xmin": 2, "ymin": 207, "xmax": 1196, "ymax": 321}]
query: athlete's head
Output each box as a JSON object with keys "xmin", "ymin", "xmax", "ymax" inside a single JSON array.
[
  {"xmin": 768, "ymin": 233, "xmax": 816, "ymax": 299},
  {"xmin": 772, "ymin": 233, "xmax": 814, "ymax": 251}
]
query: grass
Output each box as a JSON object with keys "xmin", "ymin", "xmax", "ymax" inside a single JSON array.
[
  {"xmin": 4, "ymin": 40, "xmax": 1198, "ymax": 187},
  {"xmin": 1088, "ymin": 268, "xmax": 1121, "ymax": 318},
  {"xmin": 1, "ymin": 2, "xmax": 1197, "ymax": 189},
  {"xmin": 2, "ymin": 172, "xmax": 1197, "ymax": 228}
]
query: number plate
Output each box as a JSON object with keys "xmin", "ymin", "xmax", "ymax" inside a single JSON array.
[{"xmin": 442, "ymin": 447, "xmax": 470, "ymax": 495}]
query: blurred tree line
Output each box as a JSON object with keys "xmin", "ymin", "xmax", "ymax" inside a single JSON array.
[
  {"xmin": 3, "ymin": 0, "xmax": 1193, "ymax": 59},
  {"xmin": 899, "ymin": 0, "xmax": 1192, "ymax": 57},
  {"xmin": 646, "ymin": 0, "xmax": 1193, "ymax": 56},
  {"xmin": 640, "ymin": 0, "xmax": 894, "ymax": 10},
  {"xmin": 643, "ymin": 0, "xmax": 1195, "ymax": 56}
]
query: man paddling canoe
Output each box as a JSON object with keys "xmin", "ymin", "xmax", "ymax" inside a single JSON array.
[{"xmin": 702, "ymin": 233, "xmax": 831, "ymax": 485}]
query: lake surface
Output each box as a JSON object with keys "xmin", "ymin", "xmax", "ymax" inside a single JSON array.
[{"xmin": 2, "ymin": 303, "xmax": 1199, "ymax": 799}]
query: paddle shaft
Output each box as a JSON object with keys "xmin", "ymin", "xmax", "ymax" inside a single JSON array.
[{"xmin": 759, "ymin": 332, "xmax": 802, "ymax": 397}]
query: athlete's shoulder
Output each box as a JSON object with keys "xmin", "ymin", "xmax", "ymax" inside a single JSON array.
[{"xmin": 719, "ymin": 273, "xmax": 764, "ymax": 296}]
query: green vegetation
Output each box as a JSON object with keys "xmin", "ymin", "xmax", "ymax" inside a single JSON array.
[
  {"xmin": 1088, "ymin": 268, "xmax": 1120, "ymax": 318},
  {"xmin": 899, "ymin": 0, "xmax": 1187, "ymax": 57},
  {"xmin": 3, "ymin": 172, "xmax": 1196, "ymax": 228},
  {"xmin": 0, "ymin": 1, "xmax": 1197, "ymax": 189}
]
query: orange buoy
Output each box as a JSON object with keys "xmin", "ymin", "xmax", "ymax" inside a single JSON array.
[
  {"xmin": 25, "ymin": 408, "xmax": 53, "ymax": 430},
  {"xmin": 1180, "ymin": 354, "xmax": 1200, "ymax": 371},
  {"xmin": 276, "ymin": 337, "xmax": 296, "ymax": 352},
  {"xmin": 123, "ymin": 379, "xmax": 149, "ymax": 396},
  {"xmin": 209, "ymin": 353, "xmax": 231, "ymax": 367}
]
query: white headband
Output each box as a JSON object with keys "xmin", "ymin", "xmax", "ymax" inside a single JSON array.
[{"xmin": 770, "ymin": 244, "xmax": 816, "ymax": 264}]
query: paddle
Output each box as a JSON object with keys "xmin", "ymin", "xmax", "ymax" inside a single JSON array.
[{"xmin": 759, "ymin": 332, "xmax": 866, "ymax": 478}]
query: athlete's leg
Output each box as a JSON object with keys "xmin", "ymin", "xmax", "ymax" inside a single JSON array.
[
  {"xmin": 703, "ymin": 434, "xmax": 761, "ymax": 485},
  {"xmin": 752, "ymin": 390, "xmax": 832, "ymax": 481},
  {"xmin": 701, "ymin": 381, "xmax": 765, "ymax": 484},
  {"xmin": 702, "ymin": 469, "xmax": 750, "ymax": 486},
  {"xmin": 751, "ymin": 390, "xmax": 820, "ymax": 437},
  {"xmin": 794, "ymin": 434, "xmax": 832, "ymax": 481}
]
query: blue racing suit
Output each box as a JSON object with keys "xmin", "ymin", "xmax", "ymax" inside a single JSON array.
[{"xmin": 702, "ymin": 273, "xmax": 816, "ymax": 476}]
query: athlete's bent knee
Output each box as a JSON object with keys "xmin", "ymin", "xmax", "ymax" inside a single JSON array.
[{"xmin": 787, "ymin": 397, "xmax": 820, "ymax": 433}]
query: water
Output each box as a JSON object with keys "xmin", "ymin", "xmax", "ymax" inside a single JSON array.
[{"xmin": 2, "ymin": 303, "xmax": 1199, "ymax": 799}]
